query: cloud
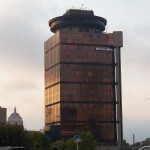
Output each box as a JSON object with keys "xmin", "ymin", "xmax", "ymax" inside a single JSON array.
[
  {"xmin": 0, "ymin": 0, "xmax": 150, "ymax": 142},
  {"xmin": 0, "ymin": 0, "xmax": 50, "ymax": 130},
  {"xmin": 0, "ymin": 0, "xmax": 48, "ymax": 67},
  {"xmin": 3, "ymin": 79, "xmax": 37, "ymax": 92}
]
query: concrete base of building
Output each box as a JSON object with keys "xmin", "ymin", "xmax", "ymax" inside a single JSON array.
[{"xmin": 96, "ymin": 146, "xmax": 122, "ymax": 150}]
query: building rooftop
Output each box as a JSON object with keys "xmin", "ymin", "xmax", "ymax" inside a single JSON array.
[
  {"xmin": 63, "ymin": 9, "xmax": 94, "ymax": 16},
  {"xmin": 0, "ymin": 106, "xmax": 6, "ymax": 124},
  {"xmin": 7, "ymin": 107, "xmax": 23, "ymax": 125},
  {"xmin": 49, "ymin": 9, "xmax": 107, "ymax": 33}
]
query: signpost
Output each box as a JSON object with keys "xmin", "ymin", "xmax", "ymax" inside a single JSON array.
[{"xmin": 74, "ymin": 135, "xmax": 81, "ymax": 150}]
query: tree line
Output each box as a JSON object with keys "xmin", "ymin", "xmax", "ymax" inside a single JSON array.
[{"xmin": 0, "ymin": 124, "xmax": 97, "ymax": 150}]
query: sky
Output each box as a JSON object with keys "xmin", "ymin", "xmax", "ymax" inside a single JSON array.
[{"xmin": 0, "ymin": 0, "xmax": 150, "ymax": 144}]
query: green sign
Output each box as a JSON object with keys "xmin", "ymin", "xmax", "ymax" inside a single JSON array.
[{"xmin": 74, "ymin": 135, "xmax": 81, "ymax": 142}]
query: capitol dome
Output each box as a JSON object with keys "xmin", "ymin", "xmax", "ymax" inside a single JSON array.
[{"xmin": 7, "ymin": 107, "xmax": 23, "ymax": 126}]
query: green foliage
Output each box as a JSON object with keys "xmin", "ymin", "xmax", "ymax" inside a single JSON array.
[
  {"xmin": 142, "ymin": 138, "xmax": 150, "ymax": 146},
  {"xmin": 122, "ymin": 146, "xmax": 132, "ymax": 150},
  {"xmin": 51, "ymin": 139, "xmax": 76, "ymax": 150},
  {"xmin": 0, "ymin": 125, "xmax": 51, "ymax": 150},
  {"xmin": 122, "ymin": 140, "xmax": 132, "ymax": 150},
  {"xmin": 79, "ymin": 132, "xmax": 97, "ymax": 150},
  {"xmin": 0, "ymin": 124, "xmax": 27, "ymax": 147},
  {"xmin": 65, "ymin": 138, "xmax": 76, "ymax": 150},
  {"xmin": 123, "ymin": 140, "xmax": 130, "ymax": 146},
  {"xmin": 51, "ymin": 140, "xmax": 65, "ymax": 150},
  {"xmin": 0, "ymin": 126, "xmax": 96, "ymax": 150},
  {"xmin": 50, "ymin": 132, "xmax": 97, "ymax": 150},
  {"xmin": 31, "ymin": 132, "xmax": 51, "ymax": 150}
]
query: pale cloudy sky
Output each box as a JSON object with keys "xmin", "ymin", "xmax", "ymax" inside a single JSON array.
[{"xmin": 0, "ymin": 0, "xmax": 150, "ymax": 144}]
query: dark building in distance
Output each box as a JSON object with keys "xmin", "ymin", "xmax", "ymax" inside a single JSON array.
[
  {"xmin": 0, "ymin": 106, "xmax": 7, "ymax": 125},
  {"xmin": 44, "ymin": 9, "xmax": 123, "ymax": 146}
]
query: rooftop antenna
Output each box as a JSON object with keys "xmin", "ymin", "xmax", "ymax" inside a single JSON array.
[{"xmin": 14, "ymin": 107, "xmax": 16, "ymax": 113}]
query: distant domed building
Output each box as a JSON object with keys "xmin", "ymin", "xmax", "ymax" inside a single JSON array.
[{"xmin": 7, "ymin": 107, "xmax": 23, "ymax": 126}]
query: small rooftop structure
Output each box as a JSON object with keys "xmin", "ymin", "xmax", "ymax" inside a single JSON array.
[
  {"xmin": 63, "ymin": 9, "xmax": 94, "ymax": 16},
  {"xmin": 7, "ymin": 107, "xmax": 23, "ymax": 126},
  {"xmin": 49, "ymin": 9, "xmax": 107, "ymax": 33}
]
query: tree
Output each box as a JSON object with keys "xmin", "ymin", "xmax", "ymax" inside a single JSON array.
[
  {"xmin": 0, "ymin": 125, "xmax": 51, "ymax": 150},
  {"xmin": 51, "ymin": 140, "xmax": 65, "ymax": 150},
  {"xmin": 142, "ymin": 138, "xmax": 150, "ymax": 146},
  {"xmin": 50, "ymin": 132, "xmax": 97, "ymax": 150},
  {"xmin": 121, "ymin": 146, "xmax": 132, "ymax": 150},
  {"xmin": 65, "ymin": 138, "xmax": 76, "ymax": 150},
  {"xmin": 0, "ymin": 124, "xmax": 27, "ymax": 147},
  {"xmin": 79, "ymin": 132, "xmax": 97, "ymax": 150},
  {"xmin": 30, "ymin": 132, "xmax": 51, "ymax": 150}
]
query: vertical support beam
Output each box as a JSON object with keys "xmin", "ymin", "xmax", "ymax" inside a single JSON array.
[
  {"xmin": 115, "ymin": 47, "xmax": 123, "ymax": 147},
  {"xmin": 113, "ymin": 31, "xmax": 123, "ymax": 147},
  {"xmin": 112, "ymin": 49, "xmax": 117, "ymax": 141}
]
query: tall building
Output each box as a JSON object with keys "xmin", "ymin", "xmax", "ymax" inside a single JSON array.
[
  {"xmin": 0, "ymin": 106, "xmax": 7, "ymax": 125},
  {"xmin": 7, "ymin": 107, "xmax": 23, "ymax": 126},
  {"xmin": 44, "ymin": 9, "xmax": 123, "ymax": 146}
]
